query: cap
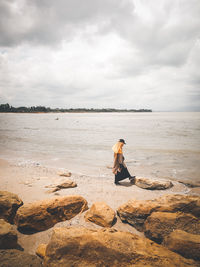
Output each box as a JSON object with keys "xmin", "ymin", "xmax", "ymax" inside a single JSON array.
[{"xmin": 119, "ymin": 139, "xmax": 126, "ymax": 144}]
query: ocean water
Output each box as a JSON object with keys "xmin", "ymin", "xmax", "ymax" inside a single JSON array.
[{"xmin": 0, "ymin": 112, "xmax": 200, "ymax": 182}]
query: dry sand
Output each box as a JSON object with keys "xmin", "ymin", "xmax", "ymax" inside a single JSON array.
[{"xmin": 0, "ymin": 158, "xmax": 199, "ymax": 255}]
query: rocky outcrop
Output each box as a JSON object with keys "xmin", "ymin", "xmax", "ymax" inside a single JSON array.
[
  {"xmin": 117, "ymin": 194, "xmax": 200, "ymax": 231},
  {"xmin": 0, "ymin": 249, "xmax": 43, "ymax": 267},
  {"xmin": 46, "ymin": 180, "xmax": 77, "ymax": 193},
  {"xmin": 144, "ymin": 211, "xmax": 200, "ymax": 243},
  {"xmin": 43, "ymin": 227, "xmax": 198, "ymax": 267},
  {"xmin": 135, "ymin": 177, "xmax": 173, "ymax": 190},
  {"xmin": 0, "ymin": 219, "xmax": 18, "ymax": 249},
  {"xmin": 14, "ymin": 195, "xmax": 88, "ymax": 233},
  {"xmin": 163, "ymin": 229, "xmax": 200, "ymax": 261},
  {"xmin": 84, "ymin": 202, "xmax": 116, "ymax": 227},
  {"xmin": 0, "ymin": 191, "xmax": 23, "ymax": 224},
  {"xmin": 36, "ymin": 243, "xmax": 47, "ymax": 259}
]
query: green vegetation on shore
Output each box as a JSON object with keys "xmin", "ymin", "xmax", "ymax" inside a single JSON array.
[{"xmin": 0, "ymin": 103, "xmax": 152, "ymax": 113}]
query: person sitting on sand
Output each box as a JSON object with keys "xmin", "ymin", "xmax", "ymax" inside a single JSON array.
[{"xmin": 112, "ymin": 139, "xmax": 135, "ymax": 185}]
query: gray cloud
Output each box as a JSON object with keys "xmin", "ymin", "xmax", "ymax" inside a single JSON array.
[
  {"xmin": 0, "ymin": 0, "xmax": 134, "ymax": 46},
  {"xmin": 0, "ymin": 0, "xmax": 200, "ymax": 111}
]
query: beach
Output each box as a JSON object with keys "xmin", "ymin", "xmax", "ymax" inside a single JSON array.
[
  {"xmin": 0, "ymin": 112, "xmax": 200, "ymax": 262},
  {"xmin": 1, "ymin": 157, "xmax": 199, "ymax": 256}
]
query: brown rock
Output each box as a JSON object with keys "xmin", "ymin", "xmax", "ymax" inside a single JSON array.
[
  {"xmin": 163, "ymin": 229, "xmax": 200, "ymax": 261},
  {"xmin": 117, "ymin": 194, "xmax": 200, "ymax": 231},
  {"xmin": 47, "ymin": 180, "xmax": 77, "ymax": 193},
  {"xmin": 58, "ymin": 172, "xmax": 71, "ymax": 177},
  {"xmin": 135, "ymin": 177, "xmax": 173, "ymax": 190},
  {"xmin": 0, "ymin": 191, "xmax": 23, "ymax": 224},
  {"xmin": 36, "ymin": 243, "xmax": 47, "ymax": 259},
  {"xmin": 85, "ymin": 202, "xmax": 116, "ymax": 227},
  {"xmin": 44, "ymin": 227, "xmax": 198, "ymax": 267},
  {"xmin": 144, "ymin": 211, "xmax": 200, "ymax": 244},
  {"xmin": 156, "ymin": 194, "xmax": 200, "ymax": 218},
  {"xmin": 117, "ymin": 199, "xmax": 158, "ymax": 231},
  {"xmin": 14, "ymin": 195, "xmax": 88, "ymax": 233},
  {"xmin": 0, "ymin": 219, "xmax": 18, "ymax": 249},
  {"xmin": 0, "ymin": 249, "xmax": 43, "ymax": 267}
]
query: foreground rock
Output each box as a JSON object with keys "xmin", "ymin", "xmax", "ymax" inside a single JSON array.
[
  {"xmin": 144, "ymin": 211, "xmax": 200, "ymax": 243},
  {"xmin": 117, "ymin": 194, "xmax": 200, "ymax": 231},
  {"xmin": 44, "ymin": 227, "xmax": 198, "ymax": 267},
  {"xmin": 163, "ymin": 229, "xmax": 200, "ymax": 261},
  {"xmin": 0, "ymin": 191, "xmax": 23, "ymax": 224},
  {"xmin": 85, "ymin": 202, "xmax": 116, "ymax": 227},
  {"xmin": 0, "ymin": 249, "xmax": 43, "ymax": 267},
  {"xmin": 36, "ymin": 243, "xmax": 47, "ymax": 259},
  {"xmin": 135, "ymin": 177, "xmax": 173, "ymax": 190},
  {"xmin": 46, "ymin": 180, "xmax": 77, "ymax": 193},
  {"xmin": 0, "ymin": 219, "xmax": 18, "ymax": 249},
  {"xmin": 15, "ymin": 195, "xmax": 88, "ymax": 233}
]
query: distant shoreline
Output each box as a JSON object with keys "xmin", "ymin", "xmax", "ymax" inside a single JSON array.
[{"xmin": 0, "ymin": 104, "xmax": 152, "ymax": 113}]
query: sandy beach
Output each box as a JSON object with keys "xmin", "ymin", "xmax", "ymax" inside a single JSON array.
[{"xmin": 1, "ymin": 157, "xmax": 199, "ymax": 256}]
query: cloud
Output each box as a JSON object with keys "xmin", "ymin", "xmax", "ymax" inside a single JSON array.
[
  {"xmin": 0, "ymin": 0, "xmax": 134, "ymax": 46},
  {"xmin": 0, "ymin": 0, "xmax": 200, "ymax": 111}
]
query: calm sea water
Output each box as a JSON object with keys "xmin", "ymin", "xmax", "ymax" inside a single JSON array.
[{"xmin": 0, "ymin": 112, "xmax": 200, "ymax": 182}]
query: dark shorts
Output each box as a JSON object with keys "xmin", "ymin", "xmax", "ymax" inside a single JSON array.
[{"xmin": 115, "ymin": 165, "xmax": 131, "ymax": 183}]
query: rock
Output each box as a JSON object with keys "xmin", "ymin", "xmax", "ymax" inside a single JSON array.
[
  {"xmin": 0, "ymin": 249, "xmax": 43, "ymax": 267},
  {"xmin": 178, "ymin": 180, "xmax": 200, "ymax": 188},
  {"xmin": 117, "ymin": 194, "xmax": 200, "ymax": 231},
  {"xmin": 43, "ymin": 227, "xmax": 198, "ymax": 267},
  {"xmin": 58, "ymin": 172, "xmax": 71, "ymax": 177},
  {"xmin": 0, "ymin": 219, "xmax": 18, "ymax": 249},
  {"xmin": 163, "ymin": 229, "xmax": 200, "ymax": 261},
  {"xmin": 14, "ymin": 195, "xmax": 88, "ymax": 233},
  {"xmin": 57, "ymin": 180, "xmax": 77, "ymax": 189},
  {"xmin": 46, "ymin": 180, "xmax": 77, "ymax": 193},
  {"xmin": 0, "ymin": 191, "xmax": 23, "ymax": 224},
  {"xmin": 117, "ymin": 199, "xmax": 159, "ymax": 231},
  {"xmin": 144, "ymin": 211, "xmax": 200, "ymax": 244},
  {"xmin": 135, "ymin": 177, "xmax": 173, "ymax": 190},
  {"xmin": 36, "ymin": 243, "xmax": 47, "ymax": 259},
  {"xmin": 156, "ymin": 194, "xmax": 200, "ymax": 218},
  {"xmin": 84, "ymin": 202, "xmax": 116, "ymax": 227}
]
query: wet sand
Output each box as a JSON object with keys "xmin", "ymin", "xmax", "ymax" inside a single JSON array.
[{"xmin": 0, "ymin": 158, "xmax": 199, "ymax": 255}]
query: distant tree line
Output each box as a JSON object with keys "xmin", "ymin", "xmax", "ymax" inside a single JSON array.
[{"xmin": 0, "ymin": 103, "xmax": 152, "ymax": 113}]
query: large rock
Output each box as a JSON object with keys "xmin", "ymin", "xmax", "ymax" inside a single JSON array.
[
  {"xmin": 43, "ymin": 227, "xmax": 198, "ymax": 267},
  {"xmin": 163, "ymin": 229, "xmax": 200, "ymax": 261},
  {"xmin": 84, "ymin": 202, "xmax": 116, "ymax": 227},
  {"xmin": 135, "ymin": 177, "xmax": 173, "ymax": 190},
  {"xmin": 0, "ymin": 249, "xmax": 43, "ymax": 267},
  {"xmin": 117, "ymin": 194, "xmax": 200, "ymax": 231},
  {"xmin": 14, "ymin": 195, "xmax": 88, "ymax": 233},
  {"xmin": 0, "ymin": 219, "xmax": 18, "ymax": 249},
  {"xmin": 117, "ymin": 199, "xmax": 157, "ymax": 231},
  {"xmin": 36, "ymin": 243, "xmax": 47, "ymax": 259},
  {"xmin": 0, "ymin": 191, "xmax": 23, "ymax": 224},
  {"xmin": 144, "ymin": 211, "xmax": 200, "ymax": 244}
]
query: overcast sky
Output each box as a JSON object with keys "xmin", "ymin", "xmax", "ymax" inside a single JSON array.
[{"xmin": 0, "ymin": 0, "xmax": 200, "ymax": 111}]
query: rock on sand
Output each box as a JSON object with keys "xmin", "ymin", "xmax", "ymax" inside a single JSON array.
[{"xmin": 14, "ymin": 195, "xmax": 88, "ymax": 233}]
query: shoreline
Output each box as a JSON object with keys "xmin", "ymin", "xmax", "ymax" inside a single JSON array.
[{"xmin": 0, "ymin": 157, "xmax": 199, "ymax": 255}]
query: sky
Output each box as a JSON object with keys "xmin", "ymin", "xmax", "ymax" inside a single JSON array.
[{"xmin": 0, "ymin": 0, "xmax": 200, "ymax": 111}]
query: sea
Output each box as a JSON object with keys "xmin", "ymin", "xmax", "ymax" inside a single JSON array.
[{"xmin": 0, "ymin": 112, "xmax": 200, "ymax": 183}]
